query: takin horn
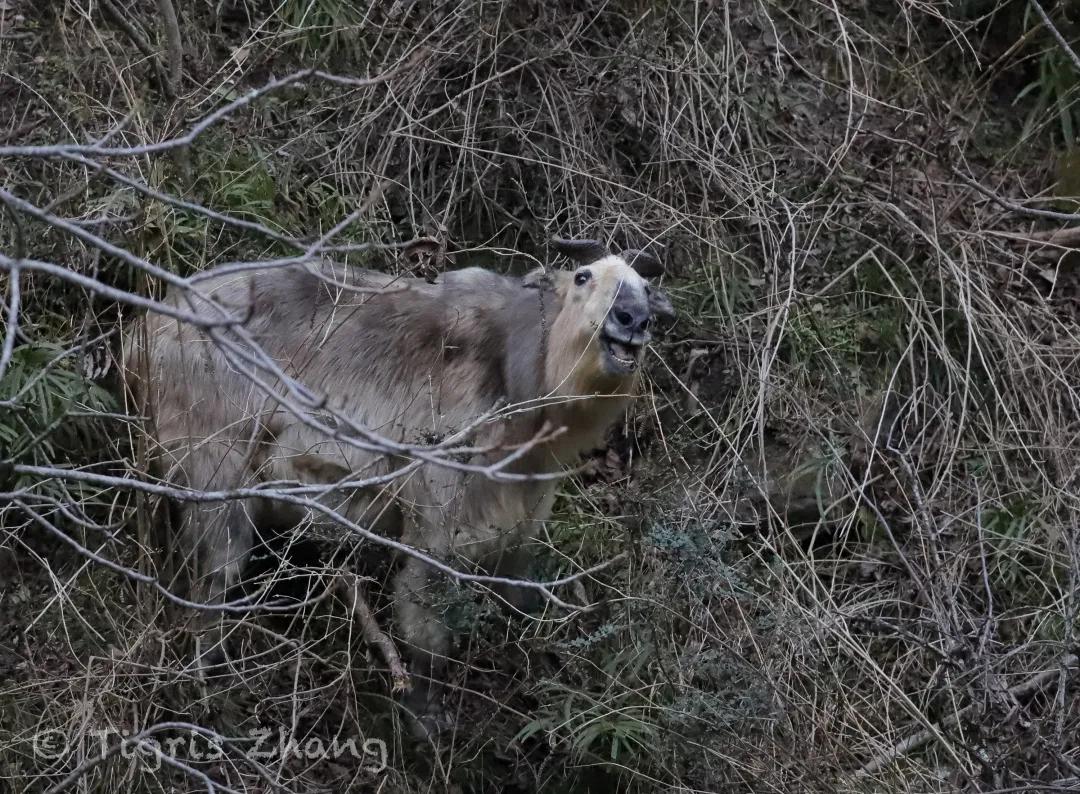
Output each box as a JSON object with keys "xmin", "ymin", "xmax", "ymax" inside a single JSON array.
[
  {"xmin": 550, "ymin": 237, "xmax": 609, "ymax": 264},
  {"xmin": 620, "ymin": 248, "xmax": 665, "ymax": 279}
]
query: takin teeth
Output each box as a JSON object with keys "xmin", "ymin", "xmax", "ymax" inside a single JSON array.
[{"xmin": 605, "ymin": 339, "xmax": 639, "ymax": 367}]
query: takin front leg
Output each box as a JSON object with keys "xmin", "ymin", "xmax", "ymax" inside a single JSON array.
[
  {"xmin": 486, "ymin": 541, "xmax": 542, "ymax": 613},
  {"xmin": 177, "ymin": 499, "xmax": 257, "ymax": 678},
  {"xmin": 391, "ymin": 554, "xmax": 453, "ymax": 739}
]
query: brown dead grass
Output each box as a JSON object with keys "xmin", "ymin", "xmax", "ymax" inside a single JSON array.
[{"xmin": 1, "ymin": 0, "xmax": 1079, "ymax": 791}]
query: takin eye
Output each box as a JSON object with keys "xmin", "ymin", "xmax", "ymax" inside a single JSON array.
[{"xmin": 574, "ymin": 270, "xmax": 592, "ymax": 286}]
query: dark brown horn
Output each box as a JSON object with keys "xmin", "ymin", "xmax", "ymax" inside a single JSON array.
[
  {"xmin": 621, "ymin": 249, "xmax": 665, "ymax": 278},
  {"xmin": 551, "ymin": 237, "xmax": 609, "ymax": 264}
]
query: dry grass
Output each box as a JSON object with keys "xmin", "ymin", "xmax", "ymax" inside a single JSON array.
[{"xmin": 1, "ymin": 0, "xmax": 1080, "ymax": 791}]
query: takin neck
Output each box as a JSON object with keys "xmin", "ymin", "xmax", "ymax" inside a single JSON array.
[{"xmin": 540, "ymin": 390, "xmax": 634, "ymax": 466}]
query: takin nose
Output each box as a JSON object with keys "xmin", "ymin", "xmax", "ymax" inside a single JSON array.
[{"xmin": 608, "ymin": 302, "xmax": 651, "ymax": 339}]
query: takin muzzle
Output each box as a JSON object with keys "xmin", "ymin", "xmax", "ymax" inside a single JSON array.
[{"xmin": 550, "ymin": 237, "xmax": 675, "ymax": 377}]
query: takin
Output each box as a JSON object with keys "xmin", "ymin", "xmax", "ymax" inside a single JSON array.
[{"xmin": 124, "ymin": 236, "xmax": 674, "ymax": 726}]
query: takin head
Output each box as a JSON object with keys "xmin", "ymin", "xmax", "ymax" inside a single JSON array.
[{"xmin": 530, "ymin": 237, "xmax": 675, "ymax": 401}]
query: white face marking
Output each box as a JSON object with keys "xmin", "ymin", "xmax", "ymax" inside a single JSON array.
[
  {"xmin": 579, "ymin": 256, "xmax": 648, "ymax": 309},
  {"xmin": 556, "ymin": 255, "xmax": 652, "ymax": 378}
]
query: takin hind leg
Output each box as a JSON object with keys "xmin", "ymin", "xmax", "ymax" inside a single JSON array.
[{"xmin": 391, "ymin": 554, "xmax": 453, "ymax": 739}]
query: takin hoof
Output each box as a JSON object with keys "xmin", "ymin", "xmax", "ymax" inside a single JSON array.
[
  {"xmin": 402, "ymin": 685, "xmax": 453, "ymax": 743},
  {"xmin": 407, "ymin": 707, "xmax": 454, "ymax": 743},
  {"xmin": 191, "ymin": 638, "xmax": 230, "ymax": 684},
  {"xmin": 188, "ymin": 638, "xmax": 243, "ymax": 711}
]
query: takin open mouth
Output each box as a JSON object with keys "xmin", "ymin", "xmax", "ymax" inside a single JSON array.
[{"xmin": 601, "ymin": 334, "xmax": 643, "ymax": 372}]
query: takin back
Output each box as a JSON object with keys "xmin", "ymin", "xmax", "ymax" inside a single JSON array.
[{"xmin": 125, "ymin": 237, "xmax": 674, "ymax": 723}]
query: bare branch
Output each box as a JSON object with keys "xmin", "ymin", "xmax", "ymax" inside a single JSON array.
[
  {"xmin": 13, "ymin": 498, "xmax": 329, "ymax": 614},
  {"xmin": 853, "ymin": 654, "xmax": 1080, "ymax": 777},
  {"xmin": 0, "ymin": 57, "xmax": 426, "ymax": 159},
  {"xmin": 155, "ymin": 0, "xmax": 183, "ymax": 97},
  {"xmin": 0, "ymin": 263, "xmax": 19, "ymax": 382},
  {"xmin": 8, "ymin": 466, "xmax": 621, "ymax": 610},
  {"xmin": 0, "ymin": 253, "xmax": 239, "ymax": 328},
  {"xmin": 42, "ymin": 720, "xmax": 279, "ymax": 794},
  {"xmin": 1030, "ymin": 0, "xmax": 1080, "ymax": 76},
  {"xmin": 338, "ymin": 575, "xmax": 409, "ymax": 693}
]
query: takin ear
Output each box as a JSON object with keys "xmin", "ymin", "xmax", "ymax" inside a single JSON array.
[
  {"xmin": 522, "ymin": 266, "xmax": 554, "ymax": 290},
  {"xmin": 648, "ymin": 286, "xmax": 676, "ymax": 322},
  {"xmin": 551, "ymin": 236, "xmax": 609, "ymax": 264}
]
